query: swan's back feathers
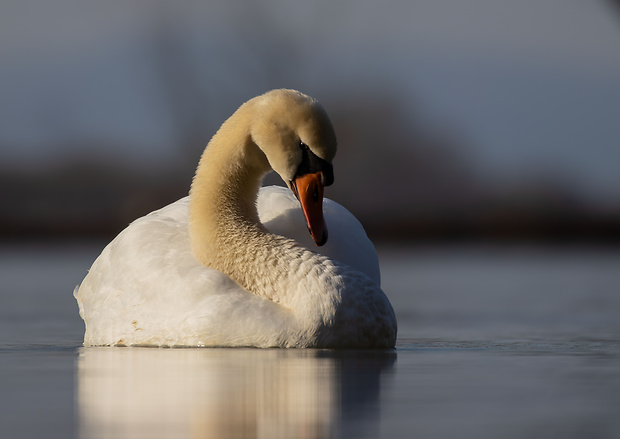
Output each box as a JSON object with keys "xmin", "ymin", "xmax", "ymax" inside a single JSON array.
[{"xmin": 75, "ymin": 187, "xmax": 396, "ymax": 348}]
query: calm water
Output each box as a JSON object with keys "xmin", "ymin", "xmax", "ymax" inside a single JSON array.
[{"xmin": 1, "ymin": 244, "xmax": 619, "ymax": 438}]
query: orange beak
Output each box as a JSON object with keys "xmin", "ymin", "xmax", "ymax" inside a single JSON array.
[{"xmin": 292, "ymin": 172, "xmax": 328, "ymax": 246}]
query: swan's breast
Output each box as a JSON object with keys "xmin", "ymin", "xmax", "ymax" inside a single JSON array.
[{"xmin": 257, "ymin": 186, "xmax": 381, "ymax": 284}]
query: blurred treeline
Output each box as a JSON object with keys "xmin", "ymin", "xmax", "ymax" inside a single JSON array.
[
  {"xmin": 2, "ymin": 88, "xmax": 618, "ymax": 245},
  {"xmin": 2, "ymin": 2, "xmax": 620, "ymax": 245}
]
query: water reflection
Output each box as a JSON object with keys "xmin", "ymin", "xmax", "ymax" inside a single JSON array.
[{"xmin": 76, "ymin": 347, "xmax": 395, "ymax": 439}]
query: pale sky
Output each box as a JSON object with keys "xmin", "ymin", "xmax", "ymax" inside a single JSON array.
[{"xmin": 2, "ymin": 0, "xmax": 619, "ymax": 201}]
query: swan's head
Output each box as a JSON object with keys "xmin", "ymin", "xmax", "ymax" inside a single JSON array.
[{"xmin": 250, "ymin": 89, "xmax": 337, "ymax": 246}]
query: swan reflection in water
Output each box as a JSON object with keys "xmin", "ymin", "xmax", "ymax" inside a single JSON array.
[{"xmin": 76, "ymin": 347, "xmax": 395, "ymax": 439}]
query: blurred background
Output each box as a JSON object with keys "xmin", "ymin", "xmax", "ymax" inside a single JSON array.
[{"xmin": 2, "ymin": 0, "xmax": 620, "ymax": 244}]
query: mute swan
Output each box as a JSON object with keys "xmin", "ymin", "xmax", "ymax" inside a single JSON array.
[{"xmin": 74, "ymin": 89, "xmax": 397, "ymax": 348}]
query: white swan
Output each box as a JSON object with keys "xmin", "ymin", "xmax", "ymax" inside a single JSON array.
[{"xmin": 74, "ymin": 89, "xmax": 397, "ymax": 348}]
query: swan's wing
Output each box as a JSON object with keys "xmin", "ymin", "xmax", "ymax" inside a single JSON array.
[
  {"xmin": 75, "ymin": 189, "xmax": 384, "ymax": 347},
  {"xmin": 75, "ymin": 197, "xmax": 291, "ymax": 347}
]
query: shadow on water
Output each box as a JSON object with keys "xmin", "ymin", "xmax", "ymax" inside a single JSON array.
[{"xmin": 76, "ymin": 347, "xmax": 396, "ymax": 439}]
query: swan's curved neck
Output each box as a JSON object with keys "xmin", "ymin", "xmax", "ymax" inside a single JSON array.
[{"xmin": 188, "ymin": 103, "xmax": 296, "ymax": 302}]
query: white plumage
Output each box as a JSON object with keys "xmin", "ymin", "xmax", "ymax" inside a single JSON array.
[{"xmin": 74, "ymin": 90, "xmax": 396, "ymax": 348}]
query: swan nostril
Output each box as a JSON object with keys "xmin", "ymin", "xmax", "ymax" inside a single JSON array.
[{"xmin": 312, "ymin": 185, "xmax": 319, "ymax": 203}]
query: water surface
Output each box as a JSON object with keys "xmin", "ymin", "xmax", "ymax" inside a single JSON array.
[{"xmin": 1, "ymin": 244, "xmax": 619, "ymax": 438}]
